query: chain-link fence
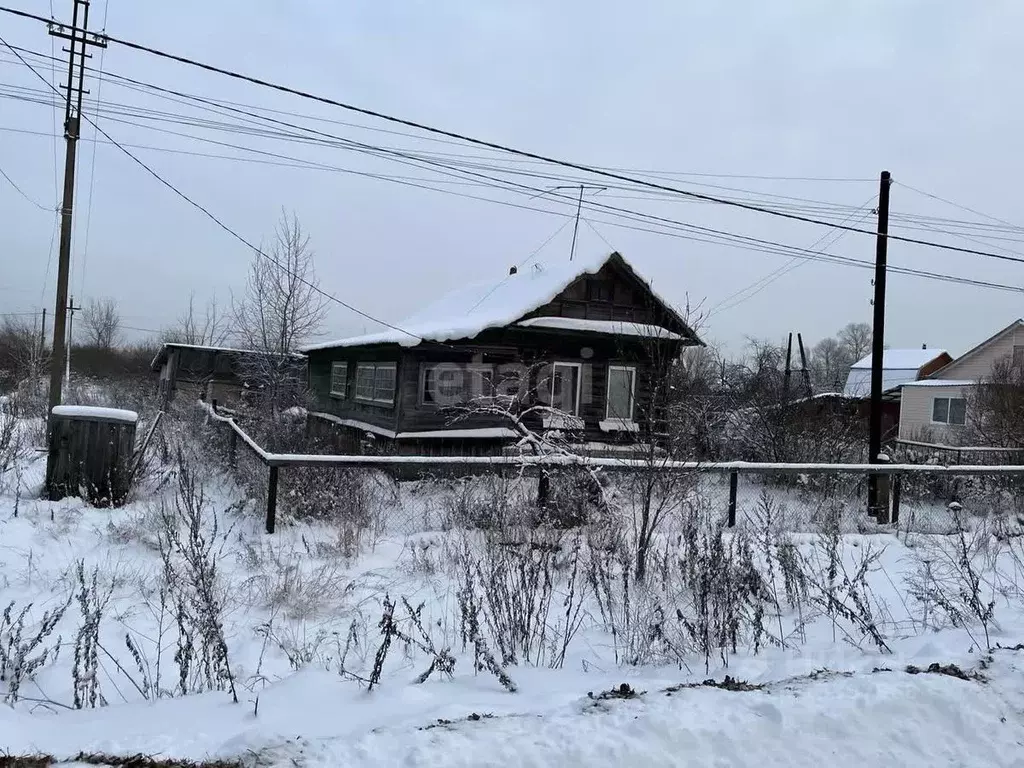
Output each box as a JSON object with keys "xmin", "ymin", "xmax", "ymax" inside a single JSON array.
[{"xmin": 193, "ymin": 403, "xmax": 1024, "ymax": 537}]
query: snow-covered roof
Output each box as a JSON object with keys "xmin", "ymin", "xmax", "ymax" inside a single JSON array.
[
  {"xmin": 51, "ymin": 405, "xmax": 138, "ymax": 423},
  {"xmin": 842, "ymin": 349, "xmax": 949, "ymax": 398},
  {"xmin": 303, "ymin": 251, "xmax": 694, "ymax": 351},
  {"xmin": 849, "ymin": 349, "xmax": 947, "ymax": 370},
  {"xmin": 515, "ymin": 317, "xmax": 682, "ymax": 339},
  {"xmin": 151, "ymin": 342, "xmax": 305, "ymax": 371},
  {"xmin": 901, "ymin": 379, "xmax": 977, "ymax": 388}
]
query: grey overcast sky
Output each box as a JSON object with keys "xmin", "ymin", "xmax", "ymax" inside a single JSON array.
[{"xmin": 1, "ymin": 0, "xmax": 1022, "ymax": 356}]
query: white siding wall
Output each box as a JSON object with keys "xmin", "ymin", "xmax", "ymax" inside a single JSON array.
[
  {"xmin": 898, "ymin": 383, "xmax": 973, "ymax": 444},
  {"xmin": 937, "ymin": 325, "xmax": 1024, "ymax": 381}
]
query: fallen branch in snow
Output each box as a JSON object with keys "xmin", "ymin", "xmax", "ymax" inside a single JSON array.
[
  {"xmin": 904, "ymin": 662, "xmax": 987, "ymax": 682},
  {"xmin": 0, "ymin": 753, "xmax": 244, "ymax": 768},
  {"xmin": 418, "ymin": 712, "xmax": 495, "ymax": 731}
]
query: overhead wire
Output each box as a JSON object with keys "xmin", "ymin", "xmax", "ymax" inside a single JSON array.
[
  {"xmin": 3, "ymin": 16, "xmax": 1023, "ymax": 310},
  {"xmin": 709, "ymin": 197, "xmax": 878, "ymax": 315},
  {"xmin": 0, "ymin": 159, "xmax": 51, "ymax": 210},
  {"xmin": 0, "ymin": 34, "xmax": 439, "ymax": 347},
  {"xmin": 2, "ymin": 8, "xmax": 1021, "ymax": 265},
  {"xmin": 76, "ymin": 0, "xmax": 110, "ymax": 299}
]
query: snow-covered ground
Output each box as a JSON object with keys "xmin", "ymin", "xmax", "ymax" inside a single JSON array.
[{"xmin": 1, "ymin": 415, "xmax": 1023, "ymax": 767}]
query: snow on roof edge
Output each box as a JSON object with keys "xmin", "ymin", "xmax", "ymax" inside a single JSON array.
[
  {"xmin": 850, "ymin": 349, "xmax": 948, "ymax": 370},
  {"xmin": 304, "ymin": 251, "xmax": 699, "ymax": 353}
]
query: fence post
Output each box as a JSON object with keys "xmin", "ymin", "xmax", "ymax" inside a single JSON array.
[
  {"xmin": 891, "ymin": 473, "xmax": 901, "ymax": 526},
  {"xmin": 537, "ymin": 469, "xmax": 549, "ymax": 508},
  {"xmin": 875, "ymin": 453, "xmax": 891, "ymax": 525},
  {"xmin": 727, "ymin": 471, "xmax": 738, "ymax": 527},
  {"xmin": 266, "ymin": 465, "xmax": 279, "ymax": 534}
]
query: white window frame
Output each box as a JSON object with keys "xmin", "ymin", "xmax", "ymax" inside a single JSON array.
[
  {"xmin": 551, "ymin": 361, "xmax": 583, "ymax": 416},
  {"xmin": 355, "ymin": 362, "xmax": 397, "ymax": 405},
  {"xmin": 602, "ymin": 364, "xmax": 637, "ymax": 431},
  {"xmin": 419, "ymin": 364, "xmax": 495, "ymax": 406},
  {"xmin": 329, "ymin": 361, "xmax": 348, "ymax": 399},
  {"xmin": 932, "ymin": 395, "xmax": 967, "ymax": 426},
  {"xmin": 542, "ymin": 361, "xmax": 584, "ymax": 430}
]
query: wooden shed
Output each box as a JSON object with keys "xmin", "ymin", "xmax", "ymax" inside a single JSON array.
[{"xmin": 46, "ymin": 405, "xmax": 138, "ymax": 505}]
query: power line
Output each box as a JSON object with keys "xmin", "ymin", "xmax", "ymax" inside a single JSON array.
[
  {"xmin": 76, "ymin": 0, "xmax": 110, "ymax": 299},
  {"xmin": 709, "ymin": 197, "xmax": 878, "ymax": 315},
  {"xmin": 0, "ymin": 159, "xmax": 51, "ymax": 209},
  {"xmin": 0, "ymin": 34, "xmax": 436, "ymax": 348},
  {"xmin": 4, "ymin": 20, "xmax": 1022, "ymax": 305},
  {"xmin": 2, "ymin": 8, "xmax": 1021, "ymax": 265}
]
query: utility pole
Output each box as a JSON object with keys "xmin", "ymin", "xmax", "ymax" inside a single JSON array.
[
  {"xmin": 39, "ymin": 308, "xmax": 46, "ymax": 353},
  {"xmin": 46, "ymin": 0, "xmax": 106, "ymax": 416},
  {"xmin": 867, "ymin": 170, "xmax": 893, "ymax": 519}
]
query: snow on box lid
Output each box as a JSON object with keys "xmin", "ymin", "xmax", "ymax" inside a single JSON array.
[{"xmin": 51, "ymin": 405, "xmax": 139, "ymax": 423}]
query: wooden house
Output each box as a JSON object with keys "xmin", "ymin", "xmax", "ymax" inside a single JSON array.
[
  {"xmin": 150, "ymin": 342, "xmax": 305, "ymax": 407},
  {"xmin": 302, "ymin": 251, "xmax": 701, "ymax": 454}
]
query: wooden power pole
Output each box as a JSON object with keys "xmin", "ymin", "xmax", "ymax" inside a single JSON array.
[
  {"xmin": 867, "ymin": 171, "xmax": 893, "ymax": 519},
  {"xmin": 46, "ymin": 0, "xmax": 106, "ymax": 416}
]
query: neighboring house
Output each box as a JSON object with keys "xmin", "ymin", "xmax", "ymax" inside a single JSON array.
[
  {"xmin": 302, "ymin": 251, "xmax": 701, "ymax": 453},
  {"xmin": 842, "ymin": 348, "xmax": 952, "ymax": 440},
  {"xmin": 899, "ymin": 318, "xmax": 1024, "ymax": 445},
  {"xmin": 151, "ymin": 342, "xmax": 305, "ymax": 407}
]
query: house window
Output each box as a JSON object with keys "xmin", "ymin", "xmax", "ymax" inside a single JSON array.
[
  {"xmin": 932, "ymin": 396, "xmax": 966, "ymax": 426},
  {"xmin": 421, "ymin": 364, "xmax": 494, "ymax": 405},
  {"xmin": 1013, "ymin": 345, "xmax": 1024, "ymax": 368},
  {"xmin": 355, "ymin": 362, "xmax": 396, "ymax": 404},
  {"xmin": 587, "ymin": 279, "xmax": 614, "ymax": 302},
  {"xmin": 550, "ymin": 362, "xmax": 581, "ymax": 415},
  {"xmin": 329, "ymin": 362, "xmax": 348, "ymax": 398},
  {"xmin": 606, "ymin": 365, "xmax": 636, "ymax": 422}
]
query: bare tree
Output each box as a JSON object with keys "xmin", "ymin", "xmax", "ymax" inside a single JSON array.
[
  {"xmin": 968, "ymin": 356, "xmax": 1024, "ymax": 448},
  {"xmin": 810, "ymin": 336, "xmax": 846, "ymax": 393},
  {"xmin": 232, "ymin": 210, "xmax": 327, "ymax": 419},
  {"xmin": 80, "ymin": 298, "xmax": 121, "ymax": 349},
  {"xmin": 165, "ymin": 292, "xmax": 231, "ymax": 347},
  {"xmin": 0, "ymin": 316, "xmax": 48, "ymax": 400},
  {"xmin": 838, "ymin": 322, "xmax": 872, "ymax": 365}
]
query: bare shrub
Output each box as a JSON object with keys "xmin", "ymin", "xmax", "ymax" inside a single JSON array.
[
  {"xmin": 906, "ymin": 507, "xmax": 997, "ymax": 650},
  {"xmin": 71, "ymin": 561, "xmax": 113, "ymax": 709},
  {"xmin": 0, "ymin": 597, "xmax": 71, "ymax": 704},
  {"xmin": 239, "ymin": 541, "xmax": 351, "ymax": 620},
  {"xmin": 157, "ymin": 450, "xmax": 238, "ymax": 702},
  {"xmin": 450, "ymin": 528, "xmax": 588, "ymax": 669},
  {"xmin": 436, "ymin": 473, "xmax": 532, "ymax": 531},
  {"xmin": 0, "ymin": 399, "xmax": 23, "ymax": 490},
  {"xmin": 801, "ymin": 509, "xmax": 891, "ymax": 652}
]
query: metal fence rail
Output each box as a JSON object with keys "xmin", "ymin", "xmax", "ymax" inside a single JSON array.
[{"xmin": 201, "ymin": 402, "xmax": 1024, "ymax": 534}]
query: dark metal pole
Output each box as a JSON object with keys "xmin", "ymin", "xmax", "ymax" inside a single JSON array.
[
  {"xmin": 868, "ymin": 170, "xmax": 892, "ymax": 517},
  {"xmin": 568, "ymin": 184, "xmax": 584, "ymax": 261},
  {"xmin": 727, "ymin": 471, "xmax": 738, "ymax": 527},
  {"xmin": 266, "ymin": 465, "xmax": 279, "ymax": 534},
  {"xmin": 891, "ymin": 473, "xmax": 901, "ymax": 526},
  {"xmin": 783, "ymin": 332, "xmax": 793, "ymax": 401},
  {"xmin": 797, "ymin": 333, "xmax": 812, "ymax": 397}
]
